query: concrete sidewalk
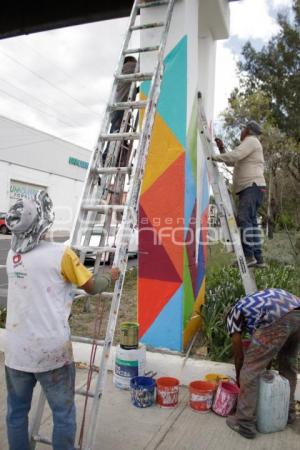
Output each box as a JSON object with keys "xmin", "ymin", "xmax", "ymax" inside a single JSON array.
[{"xmin": 0, "ymin": 351, "xmax": 299, "ymax": 450}]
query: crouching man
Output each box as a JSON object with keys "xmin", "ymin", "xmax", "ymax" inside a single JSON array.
[
  {"xmin": 4, "ymin": 191, "xmax": 120, "ymax": 450},
  {"xmin": 226, "ymin": 288, "xmax": 300, "ymax": 439}
]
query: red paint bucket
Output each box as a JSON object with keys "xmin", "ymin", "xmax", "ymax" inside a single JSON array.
[
  {"xmin": 156, "ymin": 377, "xmax": 180, "ymax": 408},
  {"xmin": 189, "ymin": 381, "xmax": 215, "ymax": 413},
  {"xmin": 212, "ymin": 381, "xmax": 240, "ymax": 416}
]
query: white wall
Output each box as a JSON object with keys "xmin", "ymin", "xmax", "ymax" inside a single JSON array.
[
  {"xmin": 0, "ymin": 160, "xmax": 85, "ymax": 233},
  {"xmin": 0, "ymin": 116, "xmax": 92, "ymax": 232}
]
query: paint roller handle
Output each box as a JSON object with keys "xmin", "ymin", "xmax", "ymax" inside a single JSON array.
[{"xmin": 144, "ymin": 370, "xmax": 157, "ymax": 378}]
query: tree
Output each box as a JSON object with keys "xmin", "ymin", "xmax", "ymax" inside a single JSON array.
[
  {"xmin": 220, "ymin": 1, "xmax": 300, "ymax": 232},
  {"xmin": 238, "ymin": 0, "xmax": 300, "ymax": 142},
  {"xmin": 222, "ymin": 88, "xmax": 300, "ymax": 233}
]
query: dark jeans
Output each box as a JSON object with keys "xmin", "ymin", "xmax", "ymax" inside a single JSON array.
[
  {"xmin": 102, "ymin": 111, "xmax": 124, "ymax": 164},
  {"xmin": 5, "ymin": 363, "xmax": 76, "ymax": 450},
  {"xmin": 235, "ymin": 310, "xmax": 300, "ymax": 429},
  {"xmin": 236, "ymin": 184, "xmax": 265, "ymax": 261}
]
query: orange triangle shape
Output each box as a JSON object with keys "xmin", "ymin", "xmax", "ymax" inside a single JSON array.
[{"xmin": 140, "ymin": 153, "xmax": 185, "ymax": 279}]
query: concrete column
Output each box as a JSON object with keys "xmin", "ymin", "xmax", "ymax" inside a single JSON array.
[{"xmin": 138, "ymin": 0, "xmax": 229, "ymax": 351}]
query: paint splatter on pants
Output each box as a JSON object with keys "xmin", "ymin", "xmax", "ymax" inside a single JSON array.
[
  {"xmin": 235, "ymin": 310, "xmax": 300, "ymax": 431},
  {"xmin": 5, "ymin": 363, "xmax": 76, "ymax": 450}
]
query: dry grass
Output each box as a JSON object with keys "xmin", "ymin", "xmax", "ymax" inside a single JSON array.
[{"xmin": 70, "ymin": 267, "xmax": 137, "ymax": 344}]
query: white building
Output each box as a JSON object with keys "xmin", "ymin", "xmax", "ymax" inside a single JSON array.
[{"xmin": 0, "ymin": 115, "xmax": 91, "ymax": 233}]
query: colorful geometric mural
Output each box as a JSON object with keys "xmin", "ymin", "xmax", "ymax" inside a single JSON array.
[{"xmin": 138, "ymin": 35, "xmax": 209, "ymax": 351}]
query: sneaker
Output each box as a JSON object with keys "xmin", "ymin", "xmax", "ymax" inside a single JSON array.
[
  {"xmin": 288, "ymin": 412, "xmax": 296, "ymax": 424},
  {"xmin": 255, "ymin": 259, "xmax": 268, "ymax": 269},
  {"xmin": 226, "ymin": 416, "xmax": 256, "ymax": 439},
  {"xmin": 245, "ymin": 256, "xmax": 257, "ymax": 268}
]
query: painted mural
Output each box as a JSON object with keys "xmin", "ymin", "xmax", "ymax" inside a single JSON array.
[{"xmin": 138, "ymin": 35, "xmax": 209, "ymax": 351}]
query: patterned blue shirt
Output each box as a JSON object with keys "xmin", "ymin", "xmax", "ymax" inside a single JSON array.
[{"xmin": 227, "ymin": 288, "xmax": 300, "ymax": 335}]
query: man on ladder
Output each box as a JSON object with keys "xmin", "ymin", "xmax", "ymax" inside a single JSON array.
[
  {"xmin": 4, "ymin": 191, "xmax": 120, "ymax": 450},
  {"xmin": 214, "ymin": 121, "xmax": 267, "ymax": 268}
]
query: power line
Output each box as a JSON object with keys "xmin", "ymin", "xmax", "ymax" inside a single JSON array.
[
  {"xmin": 21, "ymin": 40, "xmax": 93, "ymax": 97},
  {"xmin": 0, "ymin": 76, "xmax": 84, "ymax": 128},
  {"xmin": 0, "ymin": 48, "xmax": 102, "ymax": 118},
  {"xmin": 0, "ymin": 86, "xmax": 78, "ymax": 128}
]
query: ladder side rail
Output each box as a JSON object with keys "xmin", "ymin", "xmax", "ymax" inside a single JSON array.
[
  {"xmin": 84, "ymin": 63, "xmax": 162, "ymax": 450},
  {"xmin": 216, "ymin": 173, "xmax": 257, "ymax": 294},
  {"xmin": 29, "ymin": 389, "xmax": 47, "ymax": 449},
  {"xmin": 103, "ymin": 65, "xmax": 140, "ymax": 171},
  {"xmin": 70, "ymin": 5, "xmax": 139, "ymax": 247},
  {"xmin": 198, "ymin": 123, "xmax": 233, "ymax": 245},
  {"xmin": 79, "ymin": 90, "xmax": 138, "ymax": 255},
  {"xmin": 197, "ymin": 96, "xmax": 257, "ymax": 294},
  {"xmin": 78, "ymin": 61, "xmax": 141, "ymax": 254},
  {"xmin": 113, "ymin": 105, "xmax": 140, "ymax": 201},
  {"xmin": 93, "ymin": 211, "xmax": 115, "ymax": 270},
  {"xmin": 84, "ymin": 2, "xmax": 176, "ymax": 448}
]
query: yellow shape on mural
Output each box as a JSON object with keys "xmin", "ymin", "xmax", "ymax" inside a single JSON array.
[
  {"xmin": 183, "ymin": 278, "xmax": 206, "ymax": 349},
  {"xmin": 140, "ymin": 94, "xmax": 185, "ymax": 195}
]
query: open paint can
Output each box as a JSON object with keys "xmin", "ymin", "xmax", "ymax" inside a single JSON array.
[{"xmin": 120, "ymin": 322, "xmax": 139, "ymax": 349}]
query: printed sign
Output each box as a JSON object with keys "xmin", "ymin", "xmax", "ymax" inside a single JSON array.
[{"xmin": 9, "ymin": 180, "xmax": 46, "ymax": 205}]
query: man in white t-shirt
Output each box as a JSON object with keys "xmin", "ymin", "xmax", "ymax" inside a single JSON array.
[{"xmin": 4, "ymin": 191, "xmax": 120, "ymax": 450}]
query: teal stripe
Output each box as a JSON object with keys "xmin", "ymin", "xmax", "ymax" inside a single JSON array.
[
  {"xmin": 141, "ymin": 35, "xmax": 187, "ymax": 148},
  {"xmin": 116, "ymin": 358, "xmax": 138, "ymax": 367}
]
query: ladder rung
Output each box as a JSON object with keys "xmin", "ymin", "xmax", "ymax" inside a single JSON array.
[
  {"xmin": 100, "ymin": 291, "xmax": 113, "ymax": 299},
  {"xmin": 138, "ymin": 1, "xmax": 169, "ymax": 8},
  {"xmin": 73, "ymin": 289, "xmax": 113, "ymax": 299},
  {"xmin": 100, "ymin": 132, "xmax": 140, "ymax": 142},
  {"xmin": 95, "ymin": 166, "xmax": 131, "ymax": 175},
  {"xmin": 81, "ymin": 204, "xmax": 125, "ymax": 212},
  {"xmin": 73, "ymin": 246, "xmax": 117, "ymax": 254},
  {"xmin": 76, "ymin": 388, "xmax": 95, "ymax": 398},
  {"xmin": 109, "ymin": 100, "xmax": 147, "ymax": 111},
  {"xmin": 33, "ymin": 435, "xmax": 52, "ymax": 445},
  {"xmin": 124, "ymin": 46, "xmax": 159, "ymax": 54},
  {"xmin": 130, "ymin": 22, "xmax": 165, "ymax": 31},
  {"xmin": 116, "ymin": 72, "xmax": 153, "ymax": 82},
  {"xmin": 72, "ymin": 335, "xmax": 105, "ymax": 346}
]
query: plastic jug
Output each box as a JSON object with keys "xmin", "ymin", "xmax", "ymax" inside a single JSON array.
[{"xmin": 256, "ymin": 370, "xmax": 290, "ymax": 433}]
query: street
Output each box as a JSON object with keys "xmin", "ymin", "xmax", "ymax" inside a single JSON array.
[{"xmin": 0, "ymin": 236, "xmax": 10, "ymax": 307}]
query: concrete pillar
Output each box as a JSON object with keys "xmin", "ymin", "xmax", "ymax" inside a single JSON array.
[{"xmin": 138, "ymin": 0, "xmax": 230, "ymax": 351}]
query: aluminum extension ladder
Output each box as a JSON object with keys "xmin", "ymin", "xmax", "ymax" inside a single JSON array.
[
  {"xmin": 29, "ymin": 1, "xmax": 175, "ymax": 449},
  {"xmin": 197, "ymin": 92, "xmax": 257, "ymax": 295}
]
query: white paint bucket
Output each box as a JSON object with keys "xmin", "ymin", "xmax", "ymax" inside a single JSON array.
[{"xmin": 113, "ymin": 344, "xmax": 146, "ymax": 390}]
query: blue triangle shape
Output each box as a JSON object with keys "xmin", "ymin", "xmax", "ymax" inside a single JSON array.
[{"xmin": 141, "ymin": 285, "xmax": 183, "ymax": 351}]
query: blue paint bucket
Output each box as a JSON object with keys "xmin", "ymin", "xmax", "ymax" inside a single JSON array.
[{"xmin": 130, "ymin": 376, "xmax": 156, "ymax": 408}]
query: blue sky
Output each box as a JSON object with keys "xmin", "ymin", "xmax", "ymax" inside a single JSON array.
[{"xmin": 0, "ymin": 0, "xmax": 294, "ymax": 150}]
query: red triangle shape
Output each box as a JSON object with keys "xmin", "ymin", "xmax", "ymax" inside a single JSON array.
[
  {"xmin": 140, "ymin": 153, "xmax": 185, "ymax": 279},
  {"xmin": 139, "ymin": 206, "xmax": 182, "ymax": 283},
  {"xmin": 138, "ymin": 277, "xmax": 181, "ymax": 337}
]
